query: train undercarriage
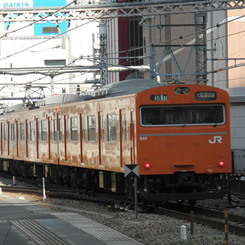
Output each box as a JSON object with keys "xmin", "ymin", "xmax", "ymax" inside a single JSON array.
[
  {"xmin": 139, "ymin": 172, "xmax": 229, "ymax": 201},
  {"xmin": 0, "ymin": 159, "xmax": 229, "ymax": 203}
]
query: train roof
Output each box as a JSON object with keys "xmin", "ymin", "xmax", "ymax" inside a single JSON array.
[
  {"xmin": 1, "ymin": 79, "xmax": 161, "ymax": 114},
  {"xmin": 93, "ymin": 79, "xmax": 163, "ymax": 98},
  {"xmin": 227, "ymin": 87, "xmax": 245, "ymax": 104},
  {"xmin": 1, "ymin": 94, "xmax": 85, "ymax": 114},
  {"xmin": 35, "ymin": 93, "xmax": 84, "ymax": 107}
]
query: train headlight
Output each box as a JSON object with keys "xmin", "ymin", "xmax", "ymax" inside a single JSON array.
[
  {"xmin": 144, "ymin": 162, "xmax": 151, "ymax": 169},
  {"xmin": 218, "ymin": 161, "xmax": 225, "ymax": 167}
]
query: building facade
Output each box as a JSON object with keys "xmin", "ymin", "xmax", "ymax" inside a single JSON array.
[
  {"xmin": 0, "ymin": 0, "xmax": 100, "ymax": 105},
  {"xmin": 0, "ymin": 1, "xmax": 245, "ymax": 106}
]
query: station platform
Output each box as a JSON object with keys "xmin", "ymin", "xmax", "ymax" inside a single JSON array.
[{"xmin": 0, "ymin": 196, "xmax": 143, "ymax": 245}]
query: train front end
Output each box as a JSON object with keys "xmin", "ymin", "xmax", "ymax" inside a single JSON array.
[{"xmin": 135, "ymin": 84, "xmax": 231, "ymax": 201}]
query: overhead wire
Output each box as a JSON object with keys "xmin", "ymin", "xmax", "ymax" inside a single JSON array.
[
  {"xmin": 1, "ymin": 6, "xmax": 244, "ymax": 69},
  {"xmin": 0, "ymin": 0, "xmax": 78, "ymax": 40},
  {"xmin": 1, "ymin": 5, "xmax": 245, "ymax": 88}
]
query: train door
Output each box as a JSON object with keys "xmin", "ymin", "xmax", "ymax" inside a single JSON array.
[
  {"xmin": 79, "ymin": 113, "xmax": 84, "ymax": 163},
  {"xmin": 0, "ymin": 122, "xmax": 2, "ymax": 155},
  {"xmin": 16, "ymin": 120, "xmax": 18, "ymax": 157},
  {"xmin": 130, "ymin": 109, "xmax": 135, "ymax": 164},
  {"xmin": 98, "ymin": 111, "xmax": 102, "ymax": 165},
  {"xmin": 97, "ymin": 111, "xmax": 106, "ymax": 166},
  {"xmin": 64, "ymin": 115, "xmax": 67, "ymax": 161},
  {"xmin": 119, "ymin": 109, "xmax": 128, "ymax": 167},
  {"xmin": 48, "ymin": 117, "xmax": 51, "ymax": 160},
  {"xmin": 1, "ymin": 122, "xmax": 5, "ymax": 156},
  {"xmin": 36, "ymin": 118, "xmax": 39, "ymax": 159},
  {"xmin": 7, "ymin": 122, "xmax": 9, "ymax": 156},
  {"xmin": 10, "ymin": 122, "xmax": 16, "ymax": 157},
  {"xmin": 25, "ymin": 119, "xmax": 28, "ymax": 158}
]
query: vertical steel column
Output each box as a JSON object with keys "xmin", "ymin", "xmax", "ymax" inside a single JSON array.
[
  {"xmin": 149, "ymin": 43, "xmax": 156, "ymax": 80},
  {"xmin": 99, "ymin": 20, "xmax": 108, "ymax": 86},
  {"xmin": 195, "ymin": 12, "xmax": 207, "ymax": 84}
]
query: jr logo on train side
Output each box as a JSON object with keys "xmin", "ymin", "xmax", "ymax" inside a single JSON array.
[{"xmin": 209, "ymin": 136, "xmax": 223, "ymax": 144}]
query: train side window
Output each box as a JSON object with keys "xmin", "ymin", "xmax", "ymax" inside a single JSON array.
[
  {"xmin": 19, "ymin": 122, "xmax": 25, "ymax": 141},
  {"xmin": 41, "ymin": 120, "xmax": 47, "ymax": 141},
  {"xmin": 100, "ymin": 114, "xmax": 104, "ymax": 141},
  {"xmin": 107, "ymin": 114, "xmax": 117, "ymax": 142},
  {"xmin": 10, "ymin": 123, "xmax": 15, "ymax": 141},
  {"xmin": 53, "ymin": 119, "xmax": 62, "ymax": 141},
  {"xmin": 3, "ymin": 124, "xmax": 6, "ymax": 141},
  {"xmin": 70, "ymin": 117, "xmax": 78, "ymax": 142},
  {"xmin": 29, "ymin": 121, "xmax": 35, "ymax": 141},
  {"xmin": 87, "ymin": 115, "xmax": 96, "ymax": 142},
  {"xmin": 122, "ymin": 114, "xmax": 127, "ymax": 141}
]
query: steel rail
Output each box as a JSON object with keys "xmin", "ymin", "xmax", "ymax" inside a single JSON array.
[
  {"xmin": 0, "ymin": 185, "xmax": 39, "ymax": 193},
  {"xmin": 155, "ymin": 204, "xmax": 245, "ymax": 236}
]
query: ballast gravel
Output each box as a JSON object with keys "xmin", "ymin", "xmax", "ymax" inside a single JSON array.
[
  {"xmin": 40, "ymin": 198, "xmax": 245, "ymax": 245},
  {"xmin": 0, "ymin": 177, "xmax": 245, "ymax": 245}
]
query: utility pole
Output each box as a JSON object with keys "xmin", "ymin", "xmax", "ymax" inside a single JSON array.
[{"xmin": 195, "ymin": 12, "xmax": 207, "ymax": 84}]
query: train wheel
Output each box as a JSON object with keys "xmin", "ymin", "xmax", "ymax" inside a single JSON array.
[
  {"xmin": 116, "ymin": 173, "xmax": 125, "ymax": 194},
  {"xmin": 70, "ymin": 168, "xmax": 78, "ymax": 189},
  {"xmin": 50, "ymin": 165, "xmax": 62, "ymax": 185},
  {"xmin": 60, "ymin": 166, "xmax": 70, "ymax": 187}
]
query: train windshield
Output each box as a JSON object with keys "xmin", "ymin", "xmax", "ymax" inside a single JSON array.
[{"xmin": 140, "ymin": 104, "xmax": 224, "ymax": 126}]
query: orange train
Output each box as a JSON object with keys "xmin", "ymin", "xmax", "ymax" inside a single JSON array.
[{"xmin": 0, "ymin": 79, "xmax": 231, "ymax": 201}]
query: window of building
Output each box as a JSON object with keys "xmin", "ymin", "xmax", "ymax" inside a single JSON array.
[
  {"xmin": 107, "ymin": 114, "xmax": 117, "ymax": 142},
  {"xmin": 70, "ymin": 117, "xmax": 78, "ymax": 142},
  {"xmin": 44, "ymin": 60, "xmax": 66, "ymax": 66},
  {"xmin": 87, "ymin": 115, "xmax": 96, "ymax": 142},
  {"xmin": 128, "ymin": 16, "xmax": 143, "ymax": 67},
  {"xmin": 41, "ymin": 120, "xmax": 47, "ymax": 141},
  {"xmin": 43, "ymin": 26, "xmax": 59, "ymax": 34}
]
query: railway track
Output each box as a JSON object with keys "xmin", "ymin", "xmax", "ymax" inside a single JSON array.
[
  {"xmin": 0, "ymin": 173, "xmax": 132, "ymax": 204},
  {"xmin": 0, "ymin": 181, "xmax": 132, "ymax": 206},
  {"xmin": 154, "ymin": 203, "xmax": 245, "ymax": 236},
  {"xmin": 0, "ymin": 185, "xmax": 40, "ymax": 193},
  {"xmin": 1, "ymin": 174, "xmax": 245, "ymax": 237}
]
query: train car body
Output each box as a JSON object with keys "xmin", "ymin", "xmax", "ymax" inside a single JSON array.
[
  {"xmin": 0, "ymin": 79, "xmax": 231, "ymax": 201},
  {"xmin": 228, "ymin": 87, "xmax": 245, "ymax": 175},
  {"xmin": 137, "ymin": 84, "xmax": 231, "ymax": 200}
]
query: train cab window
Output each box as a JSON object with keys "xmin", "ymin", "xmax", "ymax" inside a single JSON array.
[
  {"xmin": 29, "ymin": 121, "xmax": 36, "ymax": 141},
  {"xmin": 107, "ymin": 114, "xmax": 117, "ymax": 142},
  {"xmin": 10, "ymin": 123, "xmax": 15, "ymax": 141},
  {"xmin": 141, "ymin": 105, "xmax": 224, "ymax": 126},
  {"xmin": 70, "ymin": 117, "xmax": 78, "ymax": 142},
  {"xmin": 19, "ymin": 122, "xmax": 25, "ymax": 141},
  {"xmin": 87, "ymin": 115, "xmax": 96, "ymax": 142},
  {"xmin": 53, "ymin": 119, "xmax": 62, "ymax": 141},
  {"xmin": 41, "ymin": 120, "xmax": 47, "ymax": 141}
]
